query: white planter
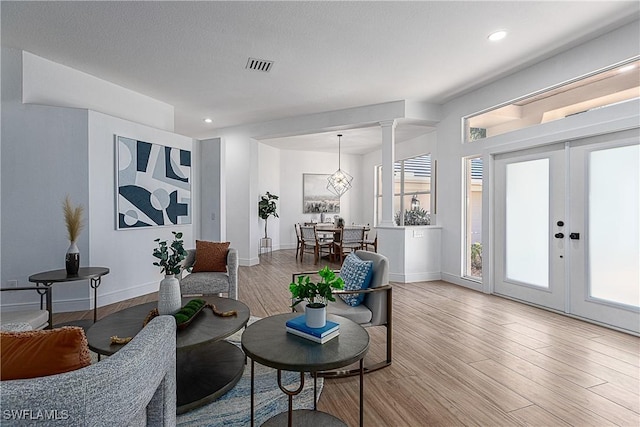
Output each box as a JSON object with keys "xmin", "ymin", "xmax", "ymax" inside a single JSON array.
[
  {"xmin": 305, "ymin": 304, "xmax": 327, "ymax": 328},
  {"xmin": 158, "ymin": 275, "xmax": 182, "ymax": 315}
]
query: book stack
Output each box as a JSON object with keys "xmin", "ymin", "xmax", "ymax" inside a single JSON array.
[{"xmin": 285, "ymin": 315, "xmax": 340, "ymax": 344}]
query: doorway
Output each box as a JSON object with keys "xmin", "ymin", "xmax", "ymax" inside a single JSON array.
[{"xmin": 493, "ymin": 130, "xmax": 639, "ymax": 333}]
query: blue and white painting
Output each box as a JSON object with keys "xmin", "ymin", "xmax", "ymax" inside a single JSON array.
[{"xmin": 117, "ymin": 136, "xmax": 191, "ymax": 229}]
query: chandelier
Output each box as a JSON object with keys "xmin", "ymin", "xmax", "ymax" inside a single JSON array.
[{"xmin": 327, "ymin": 134, "xmax": 353, "ymax": 197}]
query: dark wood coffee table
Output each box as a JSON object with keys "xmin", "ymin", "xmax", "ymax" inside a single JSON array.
[
  {"xmin": 241, "ymin": 313, "xmax": 369, "ymax": 427},
  {"xmin": 86, "ymin": 296, "xmax": 249, "ymax": 414}
]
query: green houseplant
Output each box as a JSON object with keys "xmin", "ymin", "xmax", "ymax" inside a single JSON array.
[
  {"xmin": 258, "ymin": 192, "xmax": 279, "ymax": 239},
  {"xmin": 152, "ymin": 231, "xmax": 188, "ymax": 275},
  {"xmin": 152, "ymin": 231, "xmax": 188, "ymax": 315},
  {"xmin": 290, "ymin": 266, "xmax": 344, "ymax": 328}
]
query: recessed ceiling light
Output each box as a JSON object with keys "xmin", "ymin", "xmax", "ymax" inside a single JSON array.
[
  {"xmin": 619, "ymin": 64, "xmax": 636, "ymax": 73},
  {"xmin": 203, "ymin": 118, "xmax": 213, "ymax": 124},
  {"xmin": 488, "ymin": 30, "xmax": 507, "ymax": 42}
]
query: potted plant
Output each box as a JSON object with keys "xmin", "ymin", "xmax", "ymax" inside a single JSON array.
[
  {"xmin": 152, "ymin": 231, "xmax": 188, "ymax": 315},
  {"xmin": 258, "ymin": 192, "xmax": 279, "ymax": 239},
  {"xmin": 289, "ymin": 266, "xmax": 344, "ymax": 328}
]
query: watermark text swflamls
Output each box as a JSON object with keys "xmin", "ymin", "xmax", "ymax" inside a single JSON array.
[{"xmin": 2, "ymin": 409, "xmax": 69, "ymax": 421}]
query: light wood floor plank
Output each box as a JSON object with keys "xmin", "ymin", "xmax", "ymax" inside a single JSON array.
[{"xmin": 51, "ymin": 249, "xmax": 639, "ymax": 427}]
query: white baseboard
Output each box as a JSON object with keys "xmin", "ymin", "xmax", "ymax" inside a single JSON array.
[
  {"xmin": 0, "ymin": 281, "xmax": 160, "ymax": 313},
  {"xmin": 441, "ymin": 273, "xmax": 483, "ymax": 292},
  {"xmin": 389, "ymin": 271, "xmax": 442, "ymax": 283}
]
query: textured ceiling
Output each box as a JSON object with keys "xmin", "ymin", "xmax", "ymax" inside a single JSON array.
[{"xmin": 2, "ymin": 1, "xmax": 638, "ymax": 152}]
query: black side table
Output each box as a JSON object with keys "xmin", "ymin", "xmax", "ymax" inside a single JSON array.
[
  {"xmin": 242, "ymin": 313, "xmax": 369, "ymax": 427},
  {"xmin": 29, "ymin": 267, "xmax": 109, "ymax": 328}
]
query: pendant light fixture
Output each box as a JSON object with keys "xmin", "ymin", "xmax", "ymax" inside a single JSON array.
[{"xmin": 327, "ymin": 134, "xmax": 353, "ymax": 197}]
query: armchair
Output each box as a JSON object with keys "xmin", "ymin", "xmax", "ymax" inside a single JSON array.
[
  {"xmin": 180, "ymin": 248, "xmax": 238, "ymax": 300},
  {"xmin": 292, "ymin": 250, "xmax": 392, "ymax": 377},
  {"xmin": 0, "ymin": 316, "xmax": 177, "ymax": 426},
  {"xmin": 0, "ymin": 286, "xmax": 52, "ymax": 331}
]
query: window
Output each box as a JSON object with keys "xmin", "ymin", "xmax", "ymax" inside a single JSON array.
[
  {"xmin": 375, "ymin": 154, "xmax": 431, "ymax": 226},
  {"xmin": 464, "ymin": 157, "xmax": 483, "ymax": 280},
  {"xmin": 464, "ymin": 59, "xmax": 639, "ymax": 143}
]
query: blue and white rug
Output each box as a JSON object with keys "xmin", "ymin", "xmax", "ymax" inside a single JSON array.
[{"xmin": 176, "ymin": 316, "xmax": 323, "ymax": 426}]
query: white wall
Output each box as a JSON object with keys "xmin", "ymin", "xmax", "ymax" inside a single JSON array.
[
  {"xmin": 275, "ymin": 148, "xmax": 362, "ymax": 249},
  {"xmin": 1, "ymin": 48, "xmax": 196, "ymax": 312},
  {"xmin": 436, "ymin": 19, "xmax": 640, "ymax": 291},
  {"xmin": 258, "ymin": 144, "xmax": 281, "ymax": 249},
  {"xmin": 87, "ymin": 111, "xmax": 195, "ymax": 308},
  {"xmin": 2, "ymin": 48, "xmax": 91, "ymax": 311},
  {"xmin": 200, "ymin": 138, "xmax": 223, "ymax": 242}
]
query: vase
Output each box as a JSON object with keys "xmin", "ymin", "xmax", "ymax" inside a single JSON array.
[
  {"xmin": 305, "ymin": 303, "xmax": 327, "ymax": 328},
  {"xmin": 65, "ymin": 241, "xmax": 80, "ymax": 275},
  {"xmin": 158, "ymin": 275, "xmax": 182, "ymax": 315}
]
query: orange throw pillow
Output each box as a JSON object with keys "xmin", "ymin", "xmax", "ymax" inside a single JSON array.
[
  {"xmin": 192, "ymin": 241, "xmax": 230, "ymax": 273},
  {"xmin": 1, "ymin": 326, "xmax": 91, "ymax": 380}
]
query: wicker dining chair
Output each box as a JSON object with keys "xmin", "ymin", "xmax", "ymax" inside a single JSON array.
[{"xmin": 299, "ymin": 225, "xmax": 333, "ymax": 264}]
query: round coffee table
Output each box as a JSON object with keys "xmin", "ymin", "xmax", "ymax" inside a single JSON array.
[
  {"xmin": 241, "ymin": 313, "xmax": 369, "ymax": 427},
  {"xmin": 86, "ymin": 296, "xmax": 249, "ymax": 414}
]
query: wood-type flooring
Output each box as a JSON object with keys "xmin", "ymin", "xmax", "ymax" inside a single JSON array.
[{"xmin": 54, "ymin": 249, "xmax": 640, "ymax": 427}]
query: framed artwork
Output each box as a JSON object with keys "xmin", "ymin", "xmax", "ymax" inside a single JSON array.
[
  {"xmin": 303, "ymin": 174, "xmax": 340, "ymax": 213},
  {"xmin": 116, "ymin": 135, "xmax": 191, "ymax": 229}
]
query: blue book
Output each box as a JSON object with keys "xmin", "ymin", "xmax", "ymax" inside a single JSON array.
[{"xmin": 285, "ymin": 315, "xmax": 339, "ymax": 338}]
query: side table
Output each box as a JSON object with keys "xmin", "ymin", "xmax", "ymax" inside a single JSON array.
[
  {"xmin": 86, "ymin": 296, "xmax": 250, "ymax": 414},
  {"xmin": 28, "ymin": 267, "xmax": 109, "ymax": 329},
  {"xmin": 241, "ymin": 313, "xmax": 369, "ymax": 427}
]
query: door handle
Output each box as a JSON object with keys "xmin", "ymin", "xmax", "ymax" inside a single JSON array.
[
  {"xmin": 570, "ymin": 233, "xmax": 580, "ymax": 240},
  {"xmin": 554, "ymin": 233, "xmax": 564, "ymax": 239}
]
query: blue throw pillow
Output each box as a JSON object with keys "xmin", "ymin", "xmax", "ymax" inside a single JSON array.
[{"xmin": 339, "ymin": 253, "xmax": 374, "ymax": 307}]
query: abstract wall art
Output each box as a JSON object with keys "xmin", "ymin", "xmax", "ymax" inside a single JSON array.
[
  {"xmin": 303, "ymin": 173, "xmax": 340, "ymax": 214},
  {"xmin": 116, "ymin": 136, "xmax": 191, "ymax": 229}
]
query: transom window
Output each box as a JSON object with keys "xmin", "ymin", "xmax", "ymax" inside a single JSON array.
[{"xmin": 464, "ymin": 58, "xmax": 639, "ymax": 142}]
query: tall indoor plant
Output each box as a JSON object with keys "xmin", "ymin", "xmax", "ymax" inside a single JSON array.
[
  {"xmin": 258, "ymin": 192, "xmax": 279, "ymax": 239},
  {"xmin": 63, "ymin": 195, "xmax": 84, "ymax": 275},
  {"xmin": 152, "ymin": 231, "xmax": 187, "ymax": 315},
  {"xmin": 290, "ymin": 266, "xmax": 344, "ymax": 328}
]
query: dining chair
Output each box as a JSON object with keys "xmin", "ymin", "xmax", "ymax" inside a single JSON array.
[
  {"xmin": 299, "ymin": 225, "xmax": 333, "ymax": 264},
  {"xmin": 335, "ymin": 226, "xmax": 365, "ymax": 263},
  {"xmin": 294, "ymin": 223, "xmax": 303, "ymax": 260},
  {"xmin": 363, "ymin": 229, "xmax": 378, "ymax": 252}
]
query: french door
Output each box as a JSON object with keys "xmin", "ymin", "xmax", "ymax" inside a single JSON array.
[{"xmin": 494, "ymin": 131, "xmax": 639, "ymax": 333}]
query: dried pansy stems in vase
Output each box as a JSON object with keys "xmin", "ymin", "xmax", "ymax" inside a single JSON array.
[{"xmin": 63, "ymin": 195, "xmax": 84, "ymax": 275}]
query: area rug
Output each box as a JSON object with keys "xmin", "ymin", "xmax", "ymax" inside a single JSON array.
[{"xmin": 176, "ymin": 316, "xmax": 323, "ymax": 426}]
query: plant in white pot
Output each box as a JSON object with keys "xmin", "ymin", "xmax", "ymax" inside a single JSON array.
[
  {"xmin": 152, "ymin": 231, "xmax": 187, "ymax": 315},
  {"xmin": 290, "ymin": 266, "xmax": 344, "ymax": 328}
]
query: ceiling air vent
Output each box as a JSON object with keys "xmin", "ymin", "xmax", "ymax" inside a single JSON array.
[{"xmin": 246, "ymin": 57, "xmax": 274, "ymax": 72}]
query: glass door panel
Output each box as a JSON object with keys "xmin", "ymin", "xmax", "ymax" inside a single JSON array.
[
  {"xmin": 588, "ymin": 144, "xmax": 640, "ymax": 306},
  {"xmin": 494, "ymin": 145, "xmax": 565, "ymax": 311},
  {"xmin": 506, "ymin": 159, "xmax": 550, "ymax": 288}
]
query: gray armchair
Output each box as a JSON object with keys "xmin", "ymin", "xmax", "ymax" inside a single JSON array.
[
  {"xmin": 0, "ymin": 316, "xmax": 177, "ymax": 426},
  {"xmin": 180, "ymin": 248, "xmax": 238, "ymax": 300},
  {"xmin": 292, "ymin": 250, "xmax": 392, "ymax": 377}
]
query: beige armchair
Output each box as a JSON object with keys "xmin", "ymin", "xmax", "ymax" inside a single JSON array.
[
  {"xmin": 292, "ymin": 250, "xmax": 392, "ymax": 377},
  {"xmin": 0, "ymin": 286, "xmax": 52, "ymax": 331},
  {"xmin": 180, "ymin": 248, "xmax": 238, "ymax": 300}
]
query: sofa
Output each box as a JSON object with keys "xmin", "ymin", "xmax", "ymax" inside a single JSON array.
[{"xmin": 0, "ymin": 316, "xmax": 177, "ymax": 426}]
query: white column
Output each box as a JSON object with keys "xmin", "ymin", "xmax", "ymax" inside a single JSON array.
[{"xmin": 379, "ymin": 120, "xmax": 397, "ymax": 227}]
